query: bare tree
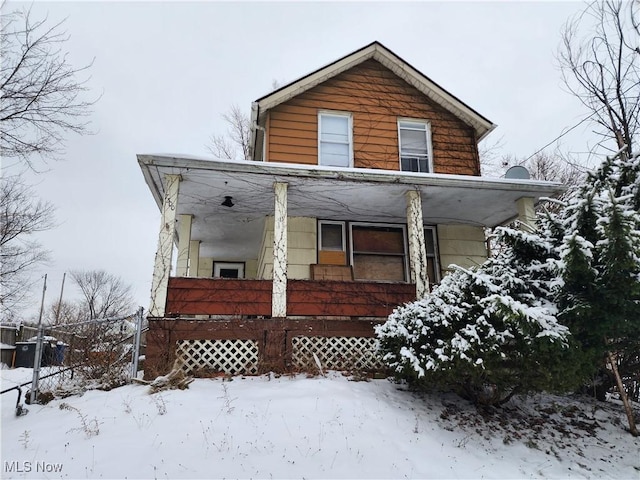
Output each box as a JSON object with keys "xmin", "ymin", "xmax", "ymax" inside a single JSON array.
[
  {"xmin": 0, "ymin": 173, "xmax": 55, "ymax": 319},
  {"xmin": 1, "ymin": 7, "xmax": 96, "ymax": 169},
  {"xmin": 207, "ymin": 104, "xmax": 251, "ymax": 160},
  {"xmin": 70, "ymin": 270, "xmax": 135, "ymax": 319},
  {"xmin": 559, "ymin": 0, "xmax": 640, "ymax": 158}
]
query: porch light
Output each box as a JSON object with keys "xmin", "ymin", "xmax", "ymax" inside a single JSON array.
[{"xmin": 221, "ymin": 196, "xmax": 234, "ymax": 208}]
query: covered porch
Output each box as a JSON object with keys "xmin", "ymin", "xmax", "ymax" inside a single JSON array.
[{"xmin": 138, "ymin": 155, "xmax": 563, "ymax": 376}]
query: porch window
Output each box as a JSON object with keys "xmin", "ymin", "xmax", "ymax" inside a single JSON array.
[
  {"xmin": 351, "ymin": 224, "xmax": 407, "ymax": 282},
  {"xmin": 319, "ymin": 112, "xmax": 352, "ymax": 167},
  {"xmin": 398, "ymin": 120, "xmax": 431, "ymax": 173},
  {"xmin": 318, "ymin": 221, "xmax": 346, "ymax": 265},
  {"xmin": 213, "ymin": 262, "xmax": 245, "ymax": 278},
  {"xmin": 424, "ymin": 226, "xmax": 440, "ymax": 284}
]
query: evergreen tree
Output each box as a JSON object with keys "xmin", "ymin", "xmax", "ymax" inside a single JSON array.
[
  {"xmin": 376, "ymin": 227, "xmax": 583, "ymax": 405},
  {"xmin": 556, "ymin": 152, "xmax": 640, "ymax": 404}
]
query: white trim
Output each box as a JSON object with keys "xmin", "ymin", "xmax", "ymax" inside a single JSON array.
[
  {"xmin": 318, "ymin": 110, "xmax": 353, "ymax": 168},
  {"xmin": 397, "ymin": 118, "xmax": 433, "ymax": 174},
  {"xmin": 213, "ymin": 262, "xmax": 245, "ymax": 278},
  {"xmin": 318, "ymin": 220, "xmax": 346, "ymax": 251}
]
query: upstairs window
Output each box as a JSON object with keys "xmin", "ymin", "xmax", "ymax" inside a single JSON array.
[
  {"xmin": 399, "ymin": 120, "xmax": 431, "ymax": 173},
  {"xmin": 319, "ymin": 112, "xmax": 352, "ymax": 167}
]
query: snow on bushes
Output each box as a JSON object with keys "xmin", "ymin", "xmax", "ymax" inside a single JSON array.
[{"xmin": 376, "ymin": 227, "xmax": 580, "ymax": 405}]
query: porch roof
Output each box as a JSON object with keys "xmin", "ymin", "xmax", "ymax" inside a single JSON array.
[{"xmin": 138, "ymin": 154, "xmax": 565, "ymax": 259}]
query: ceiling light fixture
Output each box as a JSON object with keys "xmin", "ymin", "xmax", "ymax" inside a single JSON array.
[{"xmin": 221, "ymin": 196, "xmax": 234, "ymax": 207}]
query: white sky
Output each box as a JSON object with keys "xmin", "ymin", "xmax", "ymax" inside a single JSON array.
[{"xmin": 3, "ymin": 1, "xmax": 595, "ymax": 319}]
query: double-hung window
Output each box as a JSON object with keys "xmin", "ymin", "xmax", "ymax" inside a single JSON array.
[
  {"xmin": 319, "ymin": 112, "xmax": 352, "ymax": 167},
  {"xmin": 399, "ymin": 120, "xmax": 431, "ymax": 173}
]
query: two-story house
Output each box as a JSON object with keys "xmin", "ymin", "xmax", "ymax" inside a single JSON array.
[{"xmin": 138, "ymin": 42, "xmax": 563, "ymax": 378}]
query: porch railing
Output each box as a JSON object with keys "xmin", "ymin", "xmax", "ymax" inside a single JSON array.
[{"xmin": 165, "ymin": 277, "xmax": 416, "ymax": 318}]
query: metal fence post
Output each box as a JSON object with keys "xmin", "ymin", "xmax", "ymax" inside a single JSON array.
[
  {"xmin": 30, "ymin": 275, "xmax": 47, "ymax": 404},
  {"xmin": 130, "ymin": 307, "xmax": 144, "ymax": 379}
]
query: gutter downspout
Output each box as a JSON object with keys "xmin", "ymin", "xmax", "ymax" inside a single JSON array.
[{"xmin": 249, "ymin": 102, "xmax": 264, "ymax": 161}]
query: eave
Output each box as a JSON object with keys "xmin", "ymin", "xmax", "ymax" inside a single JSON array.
[{"xmin": 138, "ymin": 154, "xmax": 565, "ymax": 260}]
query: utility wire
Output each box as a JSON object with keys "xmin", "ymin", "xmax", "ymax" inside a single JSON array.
[{"xmin": 523, "ymin": 112, "xmax": 596, "ymax": 163}]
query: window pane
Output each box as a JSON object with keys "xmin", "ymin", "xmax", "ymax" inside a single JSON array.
[
  {"xmin": 399, "ymin": 121, "xmax": 429, "ymax": 173},
  {"xmin": 353, "ymin": 254, "xmax": 405, "ymax": 281},
  {"xmin": 424, "ymin": 229, "xmax": 435, "ymax": 255},
  {"xmin": 320, "ymin": 142, "xmax": 349, "ymax": 167},
  {"xmin": 401, "ymin": 156, "xmax": 429, "ymax": 173},
  {"xmin": 352, "ymin": 226, "xmax": 404, "ymax": 253},
  {"xmin": 321, "ymin": 223, "xmax": 344, "ymax": 250},
  {"xmin": 399, "ymin": 121, "xmax": 427, "ymax": 131},
  {"xmin": 400, "ymin": 128, "xmax": 428, "ymax": 153},
  {"xmin": 321, "ymin": 115, "xmax": 348, "ymax": 137}
]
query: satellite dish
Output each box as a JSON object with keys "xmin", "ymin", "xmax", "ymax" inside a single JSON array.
[{"xmin": 505, "ymin": 165, "xmax": 530, "ymax": 180}]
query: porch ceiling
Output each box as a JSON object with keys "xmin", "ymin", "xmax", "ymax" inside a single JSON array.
[{"xmin": 138, "ymin": 155, "xmax": 565, "ymax": 259}]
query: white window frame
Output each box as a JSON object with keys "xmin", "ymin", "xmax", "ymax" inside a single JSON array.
[
  {"xmin": 424, "ymin": 226, "xmax": 440, "ymax": 283},
  {"xmin": 213, "ymin": 262, "xmax": 245, "ymax": 278},
  {"xmin": 349, "ymin": 222, "xmax": 409, "ymax": 282},
  {"xmin": 318, "ymin": 220, "xmax": 346, "ymax": 252},
  {"xmin": 318, "ymin": 111, "xmax": 353, "ymax": 168},
  {"xmin": 398, "ymin": 119, "xmax": 433, "ymax": 173}
]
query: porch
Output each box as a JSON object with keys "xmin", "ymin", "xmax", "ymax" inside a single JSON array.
[
  {"xmin": 138, "ymin": 155, "xmax": 564, "ymax": 377},
  {"xmin": 145, "ymin": 277, "xmax": 415, "ymax": 377}
]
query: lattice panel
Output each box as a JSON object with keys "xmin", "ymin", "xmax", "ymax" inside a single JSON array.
[
  {"xmin": 176, "ymin": 339, "xmax": 259, "ymax": 375},
  {"xmin": 292, "ymin": 336, "xmax": 383, "ymax": 371}
]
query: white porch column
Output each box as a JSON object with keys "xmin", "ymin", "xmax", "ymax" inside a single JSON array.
[
  {"xmin": 149, "ymin": 174, "xmax": 181, "ymax": 317},
  {"xmin": 176, "ymin": 214, "xmax": 193, "ymax": 277},
  {"xmin": 188, "ymin": 240, "xmax": 201, "ymax": 277},
  {"xmin": 272, "ymin": 182, "xmax": 288, "ymax": 318},
  {"xmin": 516, "ymin": 197, "xmax": 537, "ymax": 230},
  {"xmin": 406, "ymin": 189, "xmax": 429, "ymax": 298}
]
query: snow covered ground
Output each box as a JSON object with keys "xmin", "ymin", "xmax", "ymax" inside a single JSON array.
[{"xmin": 1, "ymin": 367, "xmax": 639, "ymax": 479}]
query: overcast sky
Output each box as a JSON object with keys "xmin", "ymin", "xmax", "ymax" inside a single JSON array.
[{"xmin": 4, "ymin": 1, "xmax": 595, "ymax": 320}]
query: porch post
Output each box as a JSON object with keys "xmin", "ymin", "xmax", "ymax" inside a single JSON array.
[
  {"xmin": 149, "ymin": 174, "xmax": 181, "ymax": 317},
  {"xmin": 406, "ymin": 189, "xmax": 429, "ymax": 298},
  {"xmin": 516, "ymin": 197, "xmax": 536, "ymax": 229},
  {"xmin": 272, "ymin": 182, "xmax": 288, "ymax": 318},
  {"xmin": 176, "ymin": 214, "xmax": 193, "ymax": 277},
  {"xmin": 188, "ymin": 240, "xmax": 201, "ymax": 277}
]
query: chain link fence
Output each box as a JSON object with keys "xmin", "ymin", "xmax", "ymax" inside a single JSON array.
[{"xmin": 2, "ymin": 308, "xmax": 145, "ymax": 410}]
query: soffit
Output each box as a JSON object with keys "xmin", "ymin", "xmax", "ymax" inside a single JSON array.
[{"xmin": 138, "ymin": 155, "xmax": 565, "ymax": 260}]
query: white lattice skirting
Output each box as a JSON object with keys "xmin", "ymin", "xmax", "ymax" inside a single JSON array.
[
  {"xmin": 176, "ymin": 339, "xmax": 259, "ymax": 375},
  {"xmin": 292, "ymin": 336, "xmax": 383, "ymax": 371}
]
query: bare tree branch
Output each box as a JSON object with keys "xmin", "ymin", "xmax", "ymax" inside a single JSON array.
[
  {"xmin": 0, "ymin": 7, "xmax": 98, "ymax": 169},
  {"xmin": 0, "ymin": 173, "xmax": 55, "ymax": 319},
  {"xmin": 559, "ymin": 0, "xmax": 640, "ymax": 158},
  {"xmin": 70, "ymin": 270, "xmax": 135, "ymax": 320},
  {"xmin": 207, "ymin": 104, "xmax": 251, "ymax": 160}
]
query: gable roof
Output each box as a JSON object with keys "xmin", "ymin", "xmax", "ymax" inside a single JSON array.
[{"xmin": 249, "ymin": 41, "xmax": 496, "ymax": 160}]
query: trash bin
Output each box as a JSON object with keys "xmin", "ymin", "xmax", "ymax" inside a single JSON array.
[
  {"xmin": 55, "ymin": 342, "xmax": 66, "ymax": 365},
  {"xmin": 13, "ymin": 342, "xmax": 55, "ymax": 368},
  {"xmin": 14, "ymin": 342, "xmax": 36, "ymax": 368}
]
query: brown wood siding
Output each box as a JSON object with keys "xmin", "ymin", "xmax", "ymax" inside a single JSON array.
[
  {"xmin": 266, "ymin": 59, "xmax": 480, "ymax": 175},
  {"xmin": 165, "ymin": 277, "xmax": 415, "ymax": 317}
]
